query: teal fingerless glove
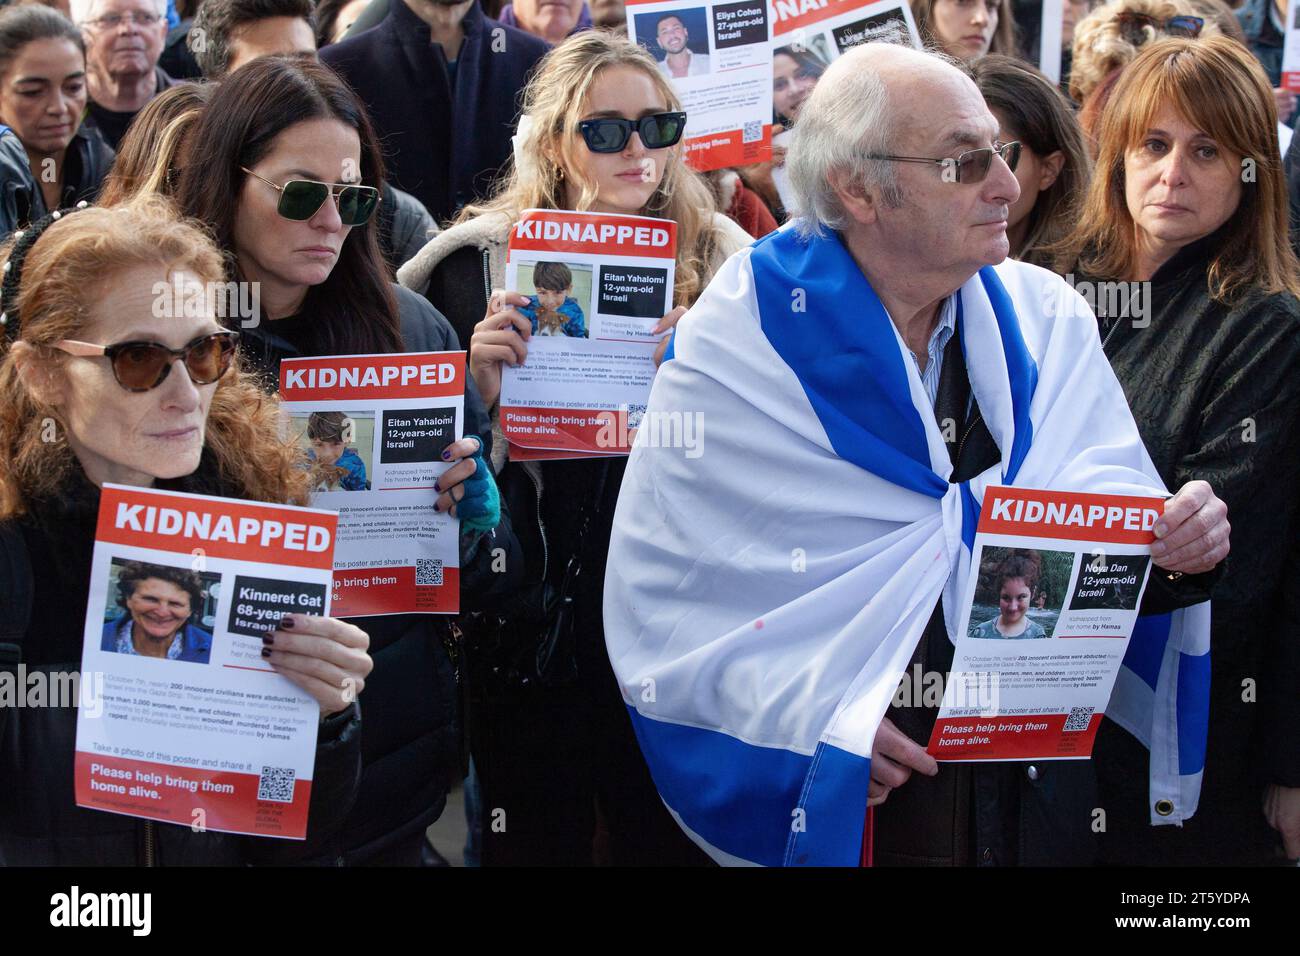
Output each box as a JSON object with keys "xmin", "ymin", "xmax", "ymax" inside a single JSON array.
[{"xmin": 454, "ymin": 445, "xmax": 501, "ymax": 533}]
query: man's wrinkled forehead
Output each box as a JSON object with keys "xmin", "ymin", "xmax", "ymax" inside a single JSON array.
[{"xmin": 893, "ymin": 74, "xmax": 999, "ymax": 154}]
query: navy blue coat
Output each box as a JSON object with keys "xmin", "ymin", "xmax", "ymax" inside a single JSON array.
[{"xmin": 321, "ymin": 1, "xmax": 549, "ymax": 225}]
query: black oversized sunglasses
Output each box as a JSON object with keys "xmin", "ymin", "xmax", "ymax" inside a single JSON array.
[
  {"xmin": 865, "ymin": 141, "xmax": 1021, "ymax": 185},
  {"xmin": 578, "ymin": 112, "xmax": 688, "ymax": 153},
  {"xmin": 53, "ymin": 331, "xmax": 240, "ymax": 392},
  {"xmin": 241, "ymin": 167, "xmax": 381, "ymax": 226}
]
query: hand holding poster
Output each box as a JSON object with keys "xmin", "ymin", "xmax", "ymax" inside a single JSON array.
[
  {"xmin": 927, "ymin": 486, "xmax": 1158, "ymax": 762},
  {"xmin": 499, "ymin": 209, "xmax": 677, "ymax": 460},
  {"xmin": 279, "ymin": 351, "xmax": 466, "ymax": 617},
  {"xmin": 75, "ymin": 485, "xmax": 338, "ymax": 839},
  {"xmin": 627, "ymin": 0, "xmax": 773, "ymax": 170}
]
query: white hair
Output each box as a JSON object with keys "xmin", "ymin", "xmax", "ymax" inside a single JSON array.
[
  {"xmin": 786, "ymin": 25, "xmax": 959, "ymax": 236},
  {"xmin": 70, "ymin": 0, "xmax": 168, "ymax": 27}
]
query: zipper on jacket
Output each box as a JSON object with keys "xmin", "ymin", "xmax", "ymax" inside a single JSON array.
[
  {"xmin": 1099, "ymin": 316, "xmax": 1121, "ymax": 355},
  {"xmin": 954, "ymin": 409, "xmax": 984, "ymax": 471},
  {"xmin": 144, "ymin": 820, "xmax": 157, "ymax": 866},
  {"xmin": 481, "ymin": 249, "xmax": 492, "ymax": 310},
  {"xmin": 524, "ymin": 465, "xmax": 549, "ymax": 583}
]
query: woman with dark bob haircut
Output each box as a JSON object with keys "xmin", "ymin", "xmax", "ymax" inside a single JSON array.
[
  {"xmin": 1059, "ymin": 35, "xmax": 1300, "ymax": 865},
  {"xmin": 176, "ymin": 54, "xmax": 520, "ymax": 866}
]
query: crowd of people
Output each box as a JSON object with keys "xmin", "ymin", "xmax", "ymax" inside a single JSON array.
[{"xmin": 0, "ymin": 0, "xmax": 1295, "ymax": 867}]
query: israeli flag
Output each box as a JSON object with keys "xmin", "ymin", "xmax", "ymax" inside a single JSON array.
[{"xmin": 603, "ymin": 224, "xmax": 1211, "ymax": 865}]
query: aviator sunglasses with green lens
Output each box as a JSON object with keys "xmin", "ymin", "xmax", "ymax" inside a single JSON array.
[
  {"xmin": 578, "ymin": 111, "xmax": 688, "ymax": 153},
  {"xmin": 52, "ymin": 331, "xmax": 240, "ymax": 393},
  {"xmin": 241, "ymin": 167, "xmax": 381, "ymax": 226}
]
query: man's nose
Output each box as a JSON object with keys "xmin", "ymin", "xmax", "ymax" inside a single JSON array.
[{"xmin": 984, "ymin": 150, "xmax": 1020, "ymax": 205}]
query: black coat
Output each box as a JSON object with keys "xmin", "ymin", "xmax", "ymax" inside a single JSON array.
[
  {"xmin": 1082, "ymin": 233, "xmax": 1300, "ymax": 865},
  {"xmin": 379, "ymin": 184, "xmax": 436, "ymax": 273},
  {"xmin": 235, "ymin": 284, "xmax": 523, "ymax": 863},
  {"xmin": 320, "ymin": 1, "xmax": 549, "ymax": 225},
  {"xmin": 0, "ymin": 128, "xmax": 36, "ymax": 240},
  {"xmin": 27, "ymin": 125, "xmax": 116, "ymax": 221},
  {"xmin": 0, "ymin": 454, "xmax": 363, "ymax": 865},
  {"xmin": 0, "ymin": 124, "xmax": 113, "ymax": 234}
]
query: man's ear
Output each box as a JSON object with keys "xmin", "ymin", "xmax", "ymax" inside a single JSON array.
[
  {"xmin": 1038, "ymin": 150, "xmax": 1066, "ymax": 192},
  {"xmin": 827, "ymin": 167, "xmax": 880, "ymax": 226},
  {"xmin": 10, "ymin": 342, "xmax": 67, "ymax": 407}
]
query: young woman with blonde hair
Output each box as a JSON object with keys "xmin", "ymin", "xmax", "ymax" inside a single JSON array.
[{"xmin": 398, "ymin": 29, "xmax": 751, "ymax": 866}]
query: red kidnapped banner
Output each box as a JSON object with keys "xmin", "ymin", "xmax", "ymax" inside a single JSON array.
[
  {"xmin": 96, "ymin": 485, "xmax": 338, "ymax": 571},
  {"xmin": 279, "ymin": 352, "xmax": 465, "ymax": 403},
  {"xmin": 75, "ymin": 752, "xmax": 311, "ymax": 838},
  {"xmin": 979, "ymin": 486, "xmax": 1161, "ymax": 545},
  {"xmin": 509, "ymin": 210, "xmax": 677, "ymax": 259}
]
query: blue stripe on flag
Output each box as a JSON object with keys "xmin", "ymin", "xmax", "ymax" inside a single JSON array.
[
  {"xmin": 749, "ymin": 229, "xmax": 947, "ymax": 500},
  {"xmin": 1123, "ymin": 613, "xmax": 1171, "ymax": 692},
  {"xmin": 626, "ymin": 706, "xmax": 867, "ymax": 866},
  {"xmin": 1176, "ymin": 650, "xmax": 1210, "ymax": 775},
  {"xmin": 975, "ymin": 268, "xmax": 1038, "ymax": 484},
  {"xmin": 959, "ymin": 481, "xmax": 980, "ymax": 551}
]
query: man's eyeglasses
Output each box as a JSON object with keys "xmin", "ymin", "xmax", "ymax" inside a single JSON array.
[
  {"xmin": 241, "ymin": 167, "xmax": 381, "ymax": 226},
  {"xmin": 52, "ymin": 331, "xmax": 239, "ymax": 392},
  {"xmin": 1115, "ymin": 12, "xmax": 1204, "ymax": 45},
  {"xmin": 578, "ymin": 112, "xmax": 687, "ymax": 153},
  {"xmin": 85, "ymin": 11, "xmax": 162, "ymax": 29},
  {"xmin": 864, "ymin": 141, "xmax": 1022, "ymax": 184}
]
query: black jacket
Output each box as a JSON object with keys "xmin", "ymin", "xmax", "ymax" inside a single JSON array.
[
  {"xmin": 0, "ymin": 453, "xmax": 363, "ymax": 865},
  {"xmin": 0, "ymin": 123, "xmax": 112, "ymax": 234},
  {"xmin": 379, "ymin": 184, "xmax": 436, "ymax": 273},
  {"xmin": 1083, "ymin": 232, "xmax": 1300, "ymax": 865},
  {"xmin": 83, "ymin": 67, "xmax": 179, "ymax": 151},
  {"xmin": 235, "ymin": 284, "xmax": 523, "ymax": 863},
  {"xmin": 320, "ymin": 1, "xmax": 549, "ymax": 225},
  {"xmin": 25, "ymin": 125, "xmax": 116, "ymax": 221},
  {"xmin": 0, "ymin": 127, "xmax": 37, "ymax": 240}
]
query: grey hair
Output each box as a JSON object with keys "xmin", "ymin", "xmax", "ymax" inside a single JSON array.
[
  {"xmin": 70, "ymin": 0, "xmax": 169, "ymax": 26},
  {"xmin": 786, "ymin": 23, "xmax": 959, "ymax": 237}
]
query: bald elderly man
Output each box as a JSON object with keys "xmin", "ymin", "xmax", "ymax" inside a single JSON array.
[{"xmin": 602, "ymin": 34, "xmax": 1228, "ymax": 866}]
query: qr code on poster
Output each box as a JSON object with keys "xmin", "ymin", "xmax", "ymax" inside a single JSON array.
[
  {"xmin": 257, "ymin": 766, "xmax": 296, "ymax": 803},
  {"xmin": 742, "ymin": 120, "xmax": 763, "ymax": 143},
  {"xmin": 416, "ymin": 558, "xmax": 444, "ymax": 586},
  {"xmin": 626, "ymin": 404, "xmax": 647, "ymax": 429},
  {"xmin": 1063, "ymin": 707, "xmax": 1094, "ymax": 732}
]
